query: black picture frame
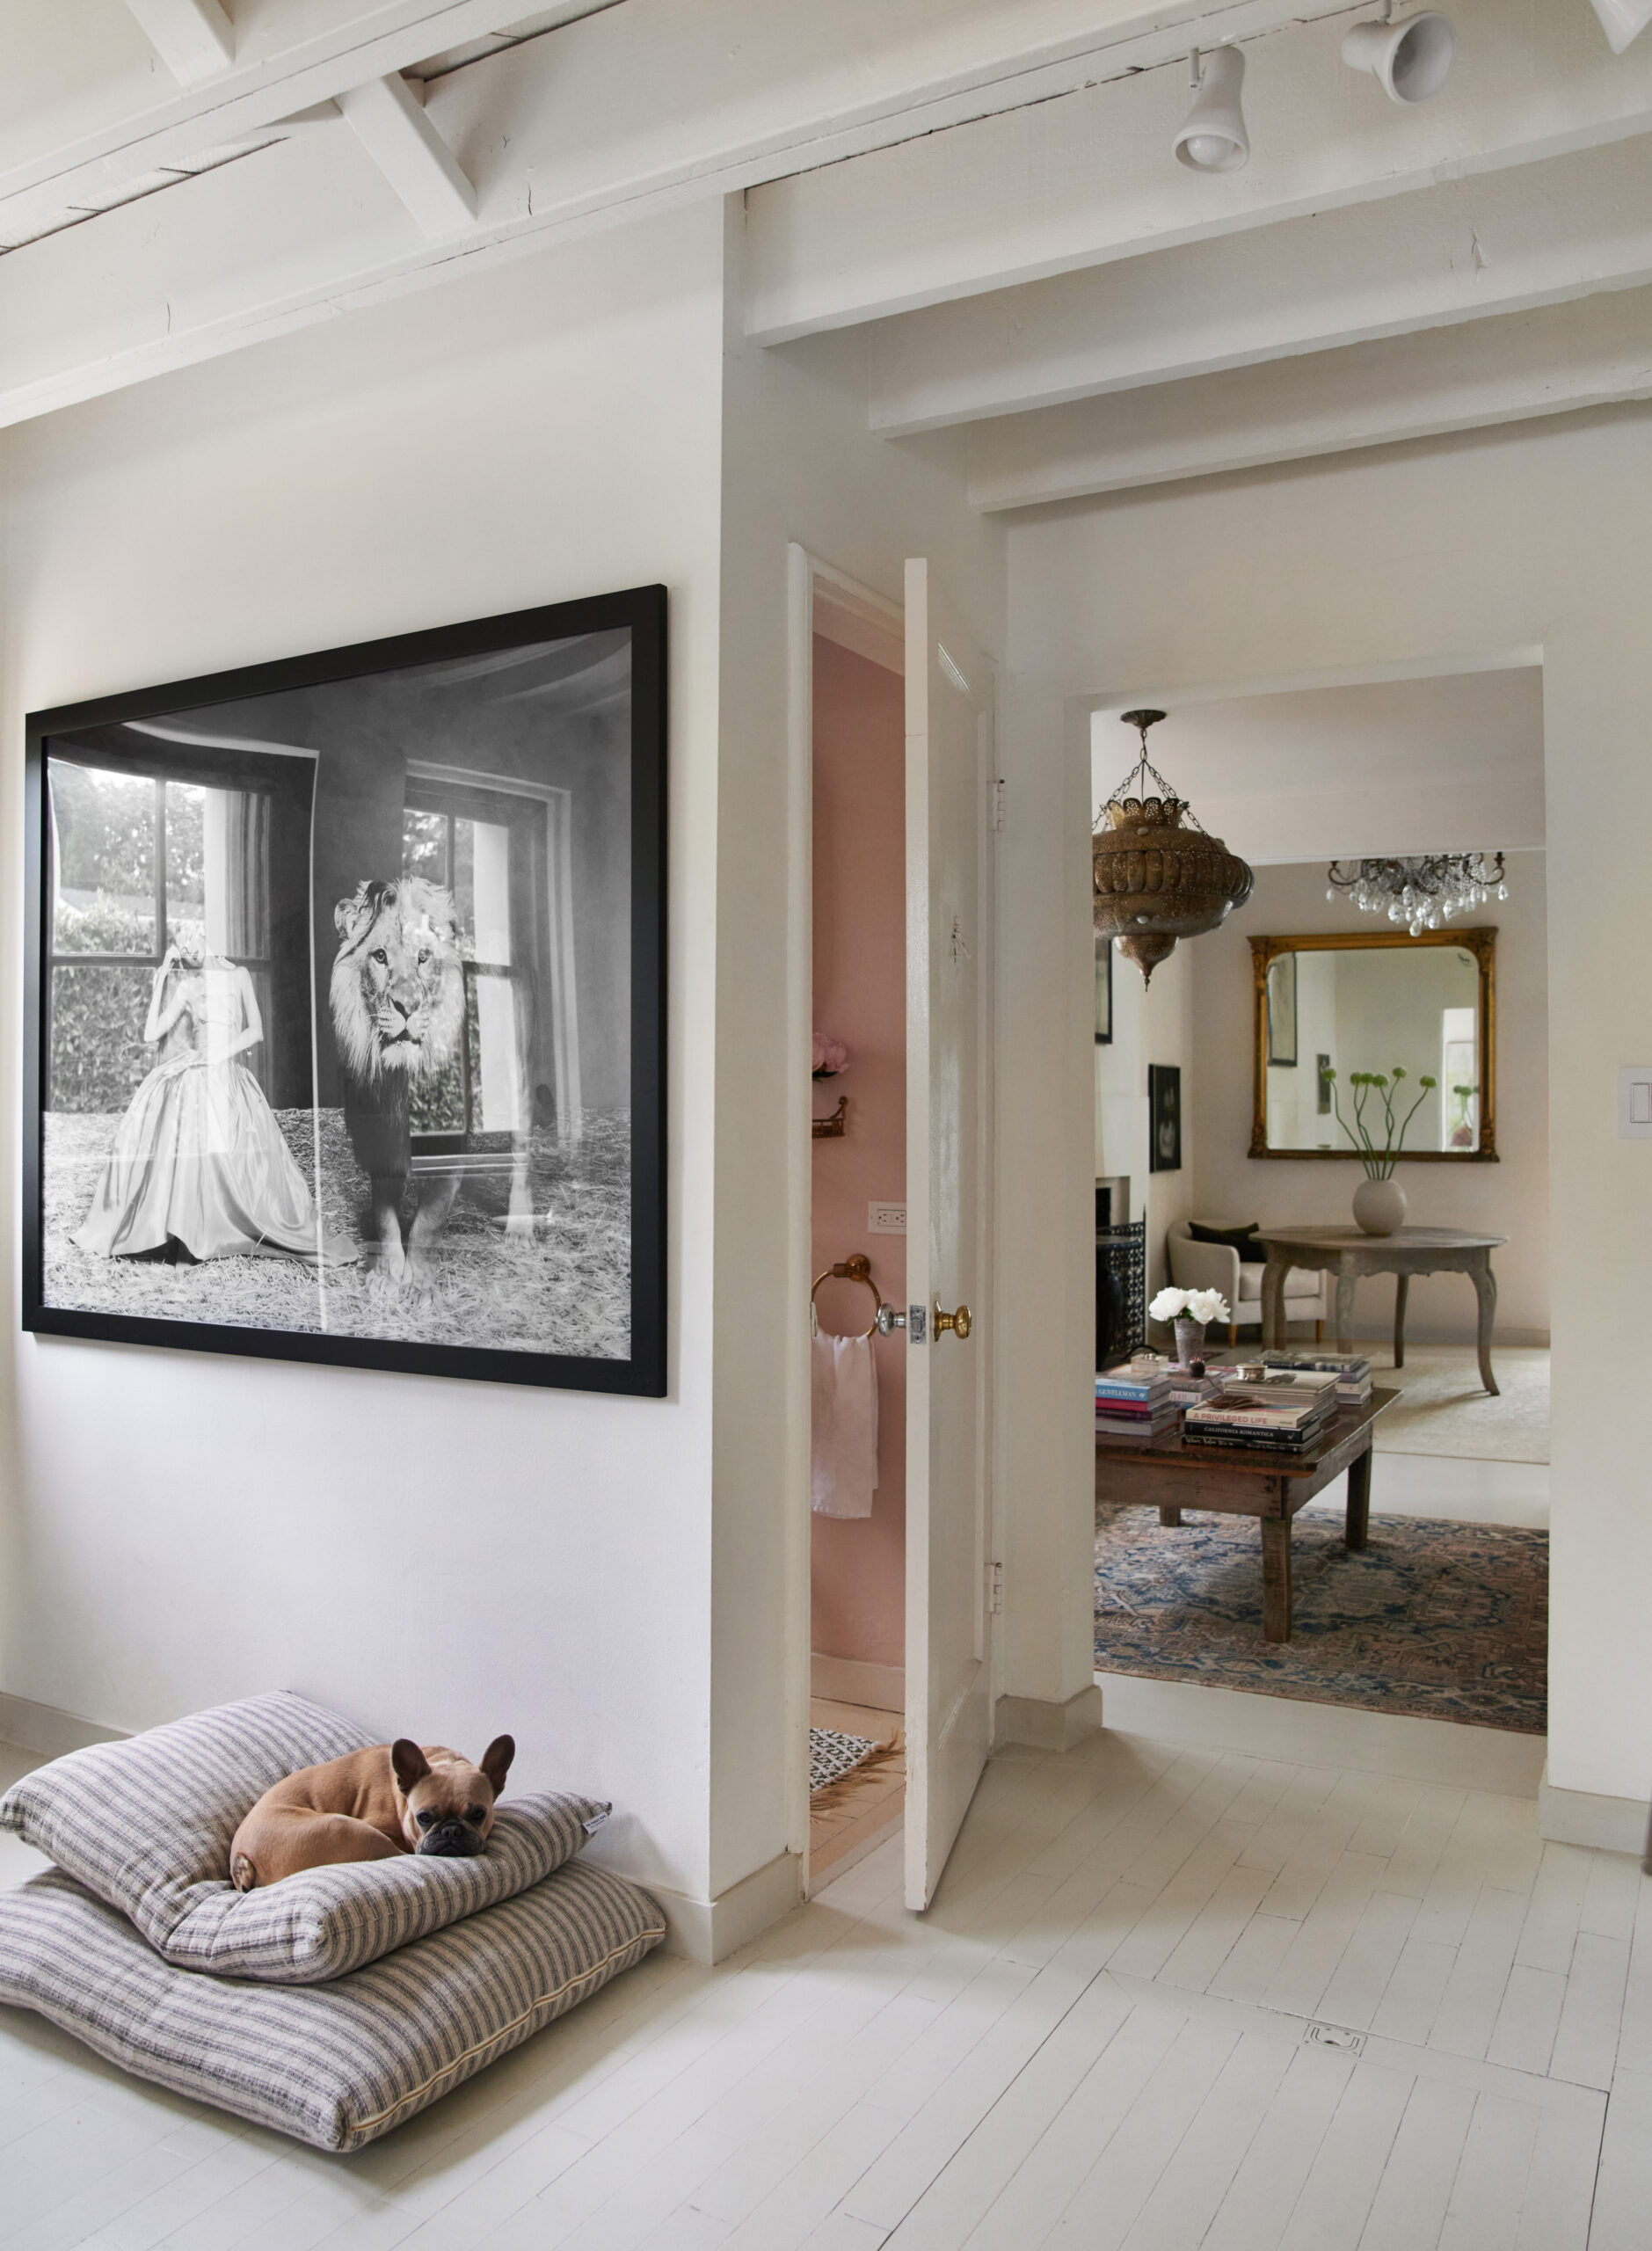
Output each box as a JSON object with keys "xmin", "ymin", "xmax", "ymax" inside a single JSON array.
[
  {"xmin": 1267, "ymin": 951, "xmax": 1299, "ymax": 1067},
  {"xmin": 1094, "ymin": 930, "xmax": 1113, "ymax": 1045},
  {"xmin": 1148, "ymin": 1063, "xmax": 1182, "ymax": 1174},
  {"xmin": 24, "ymin": 586, "xmax": 667, "ymax": 1397}
]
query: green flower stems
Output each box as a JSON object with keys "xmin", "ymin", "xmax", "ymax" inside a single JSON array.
[{"xmin": 1324, "ymin": 1066, "xmax": 1438, "ymax": 1181}]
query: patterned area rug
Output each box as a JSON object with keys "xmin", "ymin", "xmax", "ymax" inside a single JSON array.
[
  {"xmin": 1095, "ymin": 1505, "xmax": 1546, "ymax": 1732},
  {"xmin": 809, "ymin": 1728, "xmax": 878, "ymax": 1794}
]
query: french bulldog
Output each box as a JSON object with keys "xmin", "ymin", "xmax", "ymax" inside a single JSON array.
[{"xmin": 229, "ymin": 1734, "xmax": 514, "ymax": 1891}]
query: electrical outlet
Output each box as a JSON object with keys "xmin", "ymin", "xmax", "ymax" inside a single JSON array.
[
  {"xmin": 1620, "ymin": 1067, "xmax": 1652, "ymax": 1138},
  {"xmin": 868, "ymin": 1201, "xmax": 906, "ymax": 1234}
]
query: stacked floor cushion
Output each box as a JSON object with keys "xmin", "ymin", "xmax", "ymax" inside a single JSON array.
[{"xmin": 0, "ymin": 1692, "xmax": 666, "ymax": 2150}]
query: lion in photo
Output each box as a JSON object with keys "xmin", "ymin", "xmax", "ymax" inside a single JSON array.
[{"xmin": 331, "ymin": 877, "xmax": 466, "ymax": 1289}]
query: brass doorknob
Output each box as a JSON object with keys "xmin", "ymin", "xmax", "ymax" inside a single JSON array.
[{"xmin": 935, "ymin": 1303, "xmax": 972, "ymax": 1339}]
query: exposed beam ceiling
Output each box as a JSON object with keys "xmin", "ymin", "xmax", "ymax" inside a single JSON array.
[
  {"xmin": 745, "ymin": 0, "xmax": 1652, "ymax": 345},
  {"xmin": 123, "ymin": 0, "xmax": 237, "ymax": 85},
  {"xmin": 337, "ymin": 71, "xmax": 475, "ymax": 234},
  {"xmin": 964, "ymin": 284, "xmax": 1652, "ymax": 511},
  {"xmin": 866, "ymin": 136, "xmax": 1652, "ymax": 436}
]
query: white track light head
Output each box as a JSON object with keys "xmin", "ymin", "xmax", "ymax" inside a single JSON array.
[
  {"xmin": 1342, "ymin": 11, "xmax": 1456, "ymax": 103},
  {"xmin": 1590, "ymin": 0, "xmax": 1652, "ymax": 52},
  {"xmin": 1174, "ymin": 46, "xmax": 1248, "ymax": 174}
]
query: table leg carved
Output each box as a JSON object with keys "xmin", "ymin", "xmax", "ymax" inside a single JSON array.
[
  {"xmin": 1393, "ymin": 1273, "xmax": 1409, "ymax": 1370},
  {"xmin": 1334, "ymin": 1270, "xmax": 1357, "ymax": 1352},
  {"xmin": 1472, "ymin": 1262, "xmax": 1499, "ymax": 1396}
]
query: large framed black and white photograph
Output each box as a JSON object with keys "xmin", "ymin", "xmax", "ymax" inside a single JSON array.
[{"xmin": 24, "ymin": 588, "xmax": 666, "ymax": 1395}]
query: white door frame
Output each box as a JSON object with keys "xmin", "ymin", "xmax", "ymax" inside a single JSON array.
[{"xmin": 784, "ymin": 543, "xmax": 909, "ymax": 1894}]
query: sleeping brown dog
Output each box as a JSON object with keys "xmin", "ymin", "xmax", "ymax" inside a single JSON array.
[{"xmin": 229, "ymin": 1736, "xmax": 514, "ymax": 1891}]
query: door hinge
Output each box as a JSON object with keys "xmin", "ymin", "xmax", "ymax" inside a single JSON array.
[
  {"xmin": 989, "ymin": 777, "xmax": 1006, "ymax": 831},
  {"xmin": 986, "ymin": 1560, "xmax": 1003, "ymax": 1614}
]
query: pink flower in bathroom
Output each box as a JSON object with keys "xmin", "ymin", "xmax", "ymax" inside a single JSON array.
[{"xmin": 813, "ymin": 1033, "xmax": 849, "ymax": 1079}]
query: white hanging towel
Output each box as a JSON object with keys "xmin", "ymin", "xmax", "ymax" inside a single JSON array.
[{"xmin": 811, "ymin": 1331, "xmax": 879, "ymax": 1518}]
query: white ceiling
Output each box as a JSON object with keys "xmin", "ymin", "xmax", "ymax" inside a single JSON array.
[
  {"xmin": 1091, "ymin": 667, "xmax": 1546, "ymax": 866},
  {"xmin": 3, "ymin": 2, "xmax": 1649, "ymax": 501}
]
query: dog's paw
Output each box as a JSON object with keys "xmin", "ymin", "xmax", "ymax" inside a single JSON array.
[{"xmin": 230, "ymin": 1853, "xmax": 258, "ymax": 1893}]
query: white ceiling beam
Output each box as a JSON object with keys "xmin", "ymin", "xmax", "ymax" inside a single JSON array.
[
  {"xmin": 337, "ymin": 72, "xmax": 473, "ymax": 235},
  {"xmin": 123, "ymin": 0, "xmax": 237, "ymax": 84},
  {"xmin": 0, "ymin": 0, "xmax": 1350, "ymax": 280},
  {"xmin": 0, "ymin": 0, "xmax": 608, "ymax": 244},
  {"xmin": 869, "ymin": 137, "xmax": 1652, "ymax": 436},
  {"xmin": 964, "ymin": 285, "xmax": 1652, "ymax": 510},
  {"xmin": 745, "ymin": 0, "xmax": 1652, "ymax": 346}
]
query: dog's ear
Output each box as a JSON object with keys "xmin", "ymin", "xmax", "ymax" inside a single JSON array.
[
  {"xmin": 481, "ymin": 1735, "xmax": 515, "ymax": 1798},
  {"xmin": 391, "ymin": 1739, "xmax": 431, "ymax": 1796}
]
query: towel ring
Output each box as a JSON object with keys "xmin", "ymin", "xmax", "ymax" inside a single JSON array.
[{"xmin": 811, "ymin": 1252, "xmax": 882, "ymax": 1341}]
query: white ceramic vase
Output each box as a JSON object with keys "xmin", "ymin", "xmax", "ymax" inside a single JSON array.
[{"xmin": 1352, "ymin": 1176, "xmax": 1407, "ymax": 1236}]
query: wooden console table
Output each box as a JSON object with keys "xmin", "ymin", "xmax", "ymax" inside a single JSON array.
[
  {"xmin": 1095, "ymin": 1389, "xmax": 1398, "ymax": 1643},
  {"xmin": 1257, "ymin": 1226, "xmax": 1507, "ymax": 1397}
]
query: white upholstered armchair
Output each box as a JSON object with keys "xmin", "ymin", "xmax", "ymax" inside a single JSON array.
[{"xmin": 1167, "ymin": 1220, "xmax": 1328, "ymax": 1346}]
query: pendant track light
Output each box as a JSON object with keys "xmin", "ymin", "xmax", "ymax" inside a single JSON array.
[
  {"xmin": 1342, "ymin": 5, "xmax": 1456, "ymax": 103},
  {"xmin": 1590, "ymin": 0, "xmax": 1652, "ymax": 51},
  {"xmin": 1175, "ymin": 46, "xmax": 1248, "ymax": 174}
]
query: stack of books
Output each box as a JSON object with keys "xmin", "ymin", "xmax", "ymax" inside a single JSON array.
[
  {"xmin": 1260, "ymin": 1350, "xmax": 1372, "ymax": 1409},
  {"xmin": 1182, "ymin": 1371, "xmax": 1340, "ymax": 1453},
  {"xmin": 1095, "ymin": 1367, "xmax": 1177, "ymax": 1439}
]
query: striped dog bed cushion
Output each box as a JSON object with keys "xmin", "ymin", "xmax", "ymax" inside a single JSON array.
[
  {"xmin": 0, "ymin": 1692, "xmax": 606, "ymax": 1983},
  {"xmin": 0, "ymin": 1859, "xmax": 666, "ymax": 2151}
]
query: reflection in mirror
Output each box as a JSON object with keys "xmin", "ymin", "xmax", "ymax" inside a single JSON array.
[{"xmin": 1250, "ymin": 929, "xmax": 1496, "ymax": 1161}]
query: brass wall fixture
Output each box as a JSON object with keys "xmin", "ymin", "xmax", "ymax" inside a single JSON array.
[
  {"xmin": 812, "ymin": 1094, "xmax": 848, "ymax": 1140},
  {"xmin": 1093, "ymin": 710, "xmax": 1254, "ymax": 985},
  {"xmin": 811, "ymin": 1251, "xmax": 883, "ymax": 1338}
]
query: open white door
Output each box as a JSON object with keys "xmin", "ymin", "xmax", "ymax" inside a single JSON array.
[{"xmin": 904, "ymin": 558, "xmax": 995, "ymax": 1912}]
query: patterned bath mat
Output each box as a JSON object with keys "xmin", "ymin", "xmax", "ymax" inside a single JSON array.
[
  {"xmin": 1095, "ymin": 1506, "xmax": 1546, "ymax": 1732},
  {"xmin": 809, "ymin": 1728, "xmax": 878, "ymax": 1795}
]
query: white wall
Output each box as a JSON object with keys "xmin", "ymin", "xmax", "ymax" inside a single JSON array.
[
  {"xmin": 1006, "ymin": 401, "xmax": 1652, "ymax": 1806},
  {"xmin": 1096, "ymin": 940, "xmax": 1195, "ymax": 1304},
  {"xmin": 0, "ymin": 203, "xmax": 730, "ymax": 1916},
  {"xmin": 1190, "ymin": 857, "xmax": 1550, "ymax": 1344}
]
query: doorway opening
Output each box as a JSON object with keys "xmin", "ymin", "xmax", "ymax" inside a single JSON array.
[
  {"xmin": 804, "ymin": 567, "xmax": 909, "ymax": 1890},
  {"xmin": 1089, "ymin": 662, "xmax": 1549, "ymax": 1742}
]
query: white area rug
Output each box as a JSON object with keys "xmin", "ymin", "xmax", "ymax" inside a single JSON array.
[{"xmin": 1371, "ymin": 1345, "xmax": 1549, "ymax": 1465}]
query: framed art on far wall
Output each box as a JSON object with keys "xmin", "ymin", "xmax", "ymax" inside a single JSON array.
[
  {"xmin": 23, "ymin": 586, "xmax": 666, "ymax": 1396},
  {"xmin": 1095, "ymin": 930, "xmax": 1113, "ymax": 1045},
  {"xmin": 1148, "ymin": 1063, "xmax": 1182, "ymax": 1174}
]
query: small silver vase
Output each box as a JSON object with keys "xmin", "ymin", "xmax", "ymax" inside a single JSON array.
[{"xmin": 1173, "ymin": 1318, "xmax": 1207, "ymax": 1367}]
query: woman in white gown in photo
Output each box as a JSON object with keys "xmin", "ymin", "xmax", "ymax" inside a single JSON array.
[{"xmin": 74, "ymin": 938, "xmax": 356, "ymax": 1266}]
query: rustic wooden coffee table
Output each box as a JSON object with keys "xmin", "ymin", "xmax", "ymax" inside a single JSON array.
[{"xmin": 1095, "ymin": 1388, "xmax": 1399, "ymax": 1644}]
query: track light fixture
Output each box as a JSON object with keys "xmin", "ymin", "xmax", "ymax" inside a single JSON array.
[
  {"xmin": 1590, "ymin": 0, "xmax": 1652, "ymax": 51},
  {"xmin": 1342, "ymin": 4, "xmax": 1456, "ymax": 103},
  {"xmin": 1174, "ymin": 46, "xmax": 1248, "ymax": 174}
]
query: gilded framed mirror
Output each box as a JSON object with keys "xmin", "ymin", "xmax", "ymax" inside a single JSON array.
[{"xmin": 1248, "ymin": 928, "xmax": 1496, "ymax": 1162}]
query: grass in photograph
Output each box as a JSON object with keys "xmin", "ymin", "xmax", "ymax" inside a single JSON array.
[{"xmin": 40, "ymin": 1107, "xmax": 631, "ymax": 1359}]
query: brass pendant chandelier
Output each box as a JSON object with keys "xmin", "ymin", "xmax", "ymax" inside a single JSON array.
[{"xmin": 1093, "ymin": 710, "xmax": 1254, "ymax": 984}]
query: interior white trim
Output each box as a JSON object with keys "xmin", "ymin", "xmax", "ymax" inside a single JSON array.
[
  {"xmin": 0, "ymin": 1693, "xmax": 126, "ymax": 1759},
  {"xmin": 811, "ymin": 1654, "xmax": 906, "ymax": 1713},
  {"xmin": 1539, "ymin": 1768, "xmax": 1650, "ymax": 1858},
  {"xmin": 995, "ymin": 1684, "xmax": 1104, "ymax": 1752},
  {"xmin": 647, "ymin": 1848, "xmax": 802, "ymax": 1965}
]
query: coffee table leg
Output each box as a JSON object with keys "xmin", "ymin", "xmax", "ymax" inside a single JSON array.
[
  {"xmin": 1346, "ymin": 1444, "xmax": 1372, "ymax": 1551},
  {"xmin": 1159, "ymin": 1506, "xmax": 1184, "ymax": 1526},
  {"xmin": 1473, "ymin": 1257, "xmax": 1499, "ymax": 1396},
  {"xmin": 1262, "ymin": 1516, "xmax": 1293, "ymax": 1643},
  {"xmin": 1394, "ymin": 1274, "xmax": 1409, "ymax": 1370}
]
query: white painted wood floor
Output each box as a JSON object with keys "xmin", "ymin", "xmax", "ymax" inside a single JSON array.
[{"xmin": 3, "ymin": 1718, "xmax": 1649, "ymax": 2251}]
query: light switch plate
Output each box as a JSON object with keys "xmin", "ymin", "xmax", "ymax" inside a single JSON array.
[
  {"xmin": 1619, "ymin": 1067, "xmax": 1652, "ymax": 1138},
  {"xmin": 868, "ymin": 1201, "xmax": 906, "ymax": 1234}
]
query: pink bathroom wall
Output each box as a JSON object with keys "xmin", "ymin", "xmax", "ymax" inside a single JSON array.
[{"xmin": 811, "ymin": 632, "xmax": 906, "ymax": 1673}]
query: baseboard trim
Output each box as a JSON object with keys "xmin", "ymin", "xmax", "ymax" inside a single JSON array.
[
  {"xmin": 995, "ymin": 1685, "xmax": 1104, "ymax": 1753},
  {"xmin": 811, "ymin": 1654, "xmax": 905, "ymax": 1714},
  {"xmin": 649, "ymin": 1849, "xmax": 802, "ymax": 1964},
  {"xmin": 0, "ymin": 1692, "xmax": 126, "ymax": 1759},
  {"xmin": 1539, "ymin": 1767, "xmax": 1651, "ymax": 1858}
]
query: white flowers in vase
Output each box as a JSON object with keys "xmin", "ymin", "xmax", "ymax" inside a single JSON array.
[{"xmin": 1148, "ymin": 1286, "xmax": 1231, "ymax": 1326}]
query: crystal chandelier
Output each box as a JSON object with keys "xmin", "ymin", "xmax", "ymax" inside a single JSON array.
[
  {"xmin": 1093, "ymin": 710, "xmax": 1254, "ymax": 984},
  {"xmin": 1326, "ymin": 852, "xmax": 1507, "ymax": 936}
]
